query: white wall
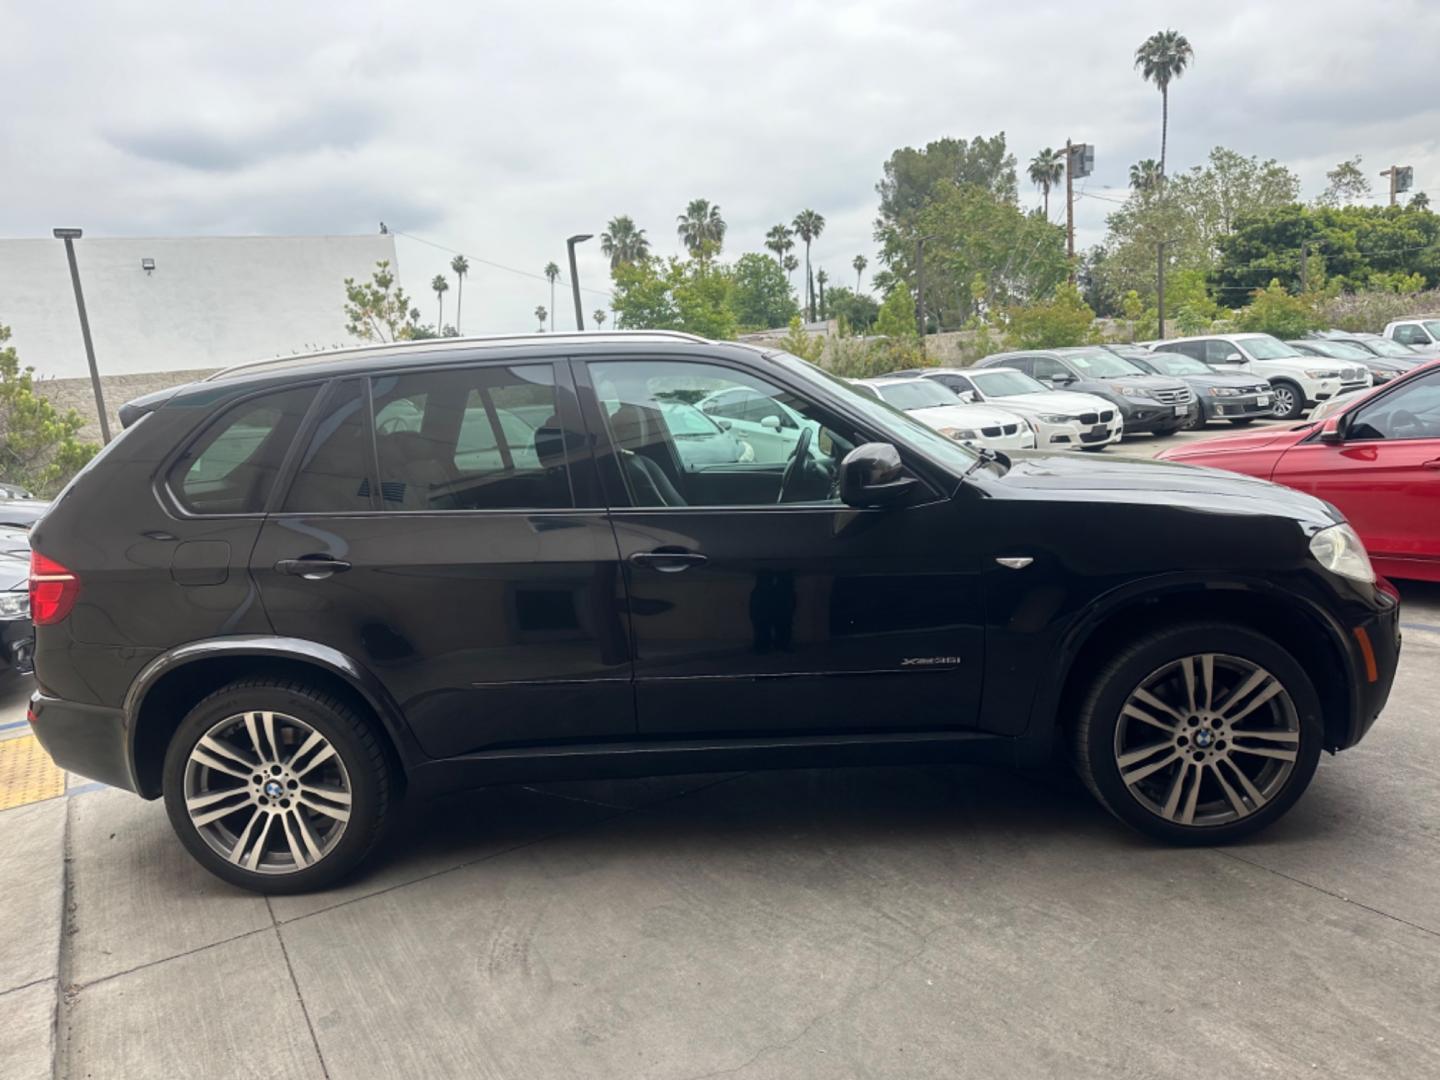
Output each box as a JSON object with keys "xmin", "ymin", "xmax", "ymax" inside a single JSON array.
[{"xmin": 0, "ymin": 234, "xmax": 396, "ymax": 377}]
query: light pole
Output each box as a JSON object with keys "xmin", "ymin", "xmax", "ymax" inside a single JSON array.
[
  {"xmin": 53, "ymin": 228, "xmax": 111, "ymax": 444},
  {"xmin": 566, "ymin": 234, "xmax": 592, "ymax": 330},
  {"xmin": 1380, "ymin": 165, "xmax": 1413, "ymax": 207}
]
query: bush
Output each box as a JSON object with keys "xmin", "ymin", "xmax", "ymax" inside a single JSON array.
[
  {"xmin": 1314, "ymin": 286, "xmax": 1440, "ymax": 333},
  {"xmin": 1234, "ymin": 280, "xmax": 1321, "ymax": 338},
  {"xmin": 0, "ymin": 323, "xmax": 100, "ymax": 496},
  {"xmin": 1003, "ymin": 283, "xmax": 1098, "ymax": 349}
]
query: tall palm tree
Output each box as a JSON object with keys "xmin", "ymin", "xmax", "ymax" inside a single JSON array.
[
  {"xmin": 782, "ymin": 254, "xmax": 798, "ymax": 287},
  {"xmin": 792, "ymin": 209, "xmax": 826, "ymax": 321},
  {"xmin": 600, "ymin": 216, "xmax": 650, "ymax": 269},
  {"xmin": 815, "ymin": 269, "xmax": 829, "ymax": 321},
  {"xmin": 765, "ymin": 224, "xmax": 794, "ymax": 264},
  {"xmin": 1129, "ymin": 159, "xmax": 1164, "ymax": 193},
  {"xmin": 676, "ymin": 199, "xmax": 727, "ymax": 264},
  {"xmin": 543, "ymin": 262, "xmax": 560, "ymax": 330},
  {"xmin": 1027, "ymin": 148, "xmax": 1066, "ymax": 218},
  {"xmin": 534, "ymin": 305, "xmax": 547, "ymax": 332},
  {"xmin": 1134, "ymin": 29, "xmax": 1194, "ymax": 177},
  {"xmin": 431, "ymin": 274, "xmax": 449, "ymax": 332},
  {"xmin": 852, "ymin": 254, "xmax": 868, "ymax": 293},
  {"xmin": 593, "ymin": 309, "xmax": 606, "ymax": 329},
  {"xmin": 450, "ymin": 255, "xmax": 469, "ymax": 334}
]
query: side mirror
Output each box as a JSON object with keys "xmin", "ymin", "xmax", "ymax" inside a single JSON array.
[
  {"xmin": 956, "ymin": 389, "xmax": 976, "ymax": 404},
  {"xmin": 1318, "ymin": 416, "xmax": 1346, "ymax": 444},
  {"xmin": 760, "ymin": 415, "xmax": 782, "ymax": 431},
  {"xmin": 1224, "ymin": 352, "xmax": 1244, "ymax": 363},
  {"xmin": 1051, "ymin": 373, "xmax": 1076, "ymax": 386},
  {"xmin": 715, "ymin": 418, "xmax": 733, "ymax": 432},
  {"xmin": 839, "ymin": 443, "xmax": 918, "ymax": 508}
]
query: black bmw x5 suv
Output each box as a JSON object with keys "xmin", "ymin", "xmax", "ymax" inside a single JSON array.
[{"xmin": 28, "ymin": 332, "xmax": 1400, "ymax": 892}]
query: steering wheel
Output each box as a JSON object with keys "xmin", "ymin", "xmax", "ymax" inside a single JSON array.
[
  {"xmin": 1387, "ymin": 409, "xmax": 1424, "ymax": 438},
  {"xmin": 776, "ymin": 426, "xmax": 813, "ymax": 504}
]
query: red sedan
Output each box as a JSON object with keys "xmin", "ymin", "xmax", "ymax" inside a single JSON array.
[{"xmin": 1158, "ymin": 359, "xmax": 1440, "ymax": 582}]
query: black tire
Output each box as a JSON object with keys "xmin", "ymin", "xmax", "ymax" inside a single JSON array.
[
  {"xmin": 1150, "ymin": 423, "xmax": 1183, "ymax": 438},
  {"xmin": 1269, "ymin": 381, "xmax": 1306, "ymax": 420},
  {"xmin": 1181, "ymin": 408, "xmax": 1206, "ymax": 431},
  {"xmin": 162, "ymin": 679, "xmax": 395, "ymax": 894},
  {"xmin": 1071, "ymin": 622, "xmax": 1323, "ymax": 845},
  {"xmin": 1078, "ymin": 445, "xmax": 1109, "ymax": 452},
  {"xmin": 1228, "ymin": 418, "xmax": 1257, "ymax": 427}
]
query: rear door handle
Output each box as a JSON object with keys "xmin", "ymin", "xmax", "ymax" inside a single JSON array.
[
  {"xmin": 275, "ymin": 556, "xmax": 352, "ymax": 580},
  {"xmin": 628, "ymin": 548, "xmax": 708, "ymax": 573},
  {"xmin": 1423, "ymin": 458, "xmax": 1440, "ymax": 471}
]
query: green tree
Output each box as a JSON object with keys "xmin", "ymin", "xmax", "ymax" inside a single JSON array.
[
  {"xmin": 792, "ymin": 209, "xmax": 826, "ymax": 320},
  {"xmin": 592, "ymin": 309, "xmax": 607, "ymax": 328},
  {"xmin": 874, "ymin": 286, "xmax": 919, "ymax": 340},
  {"xmin": 1134, "ymin": 29, "xmax": 1194, "ymax": 176},
  {"xmin": 815, "ymin": 269, "xmax": 829, "ymax": 319},
  {"xmin": 1318, "ymin": 156, "xmax": 1372, "ymax": 208},
  {"xmin": 852, "ymin": 254, "xmax": 868, "ymax": 292},
  {"xmin": 823, "ymin": 285, "xmax": 880, "ymax": 334},
  {"xmin": 1129, "ymin": 159, "xmax": 1163, "ymax": 193},
  {"xmin": 1412, "ymin": 192, "xmax": 1431, "ymax": 211},
  {"xmin": 450, "ymin": 255, "xmax": 469, "ymax": 334},
  {"xmin": 676, "ymin": 199, "xmax": 726, "ymax": 263},
  {"xmin": 876, "ymin": 133, "xmax": 1018, "ymax": 230},
  {"xmin": 1028, "ymin": 148, "xmax": 1065, "ymax": 217},
  {"xmin": 0, "ymin": 323, "xmax": 99, "ymax": 496},
  {"xmin": 782, "ymin": 253, "xmax": 798, "ymax": 285},
  {"xmin": 1003, "ymin": 283, "xmax": 1097, "ymax": 349},
  {"xmin": 730, "ymin": 252, "xmax": 799, "ymax": 330},
  {"xmin": 1235, "ymin": 280, "xmax": 1321, "ymax": 337},
  {"xmin": 600, "ymin": 216, "xmax": 650, "ymax": 268},
  {"xmin": 431, "ymin": 275, "xmax": 450, "ymax": 331},
  {"xmin": 543, "ymin": 262, "xmax": 560, "ymax": 330},
  {"xmin": 534, "ymin": 305, "xmax": 547, "ymax": 332},
  {"xmin": 610, "ymin": 259, "xmax": 681, "ymax": 330},
  {"xmin": 764, "ymin": 224, "xmax": 794, "ymax": 264},
  {"xmin": 343, "ymin": 260, "xmax": 423, "ymax": 342},
  {"xmin": 777, "ymin": 316, "xmax": 825, "ymax": 364}
]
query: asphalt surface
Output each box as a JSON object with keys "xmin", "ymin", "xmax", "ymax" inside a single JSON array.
[{"xmin": 3, "ymin": 418, "xmax": 1438, "ymax": 1080}]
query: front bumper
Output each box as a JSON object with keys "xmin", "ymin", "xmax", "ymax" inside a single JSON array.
[
  {"xmin": 1118, "ymin": 398, "xmax": 1194, "ymax": 432},
  {"xmin": 1339, "ymin": 594, "xmax": 1402, "ymax": 750},
  {"xmin": 26, "ymin": 691, "xmax": 137, "ymax": 793},
  {"xmin": 1200, "ymin": 392, "xmax": 1274, "ymax": 422},
  {"xmin": 1033, "ymin": 415, "xmax": 1123, "ymax": 450}
]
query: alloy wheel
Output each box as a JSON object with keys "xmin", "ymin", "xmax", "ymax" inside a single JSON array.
[
  {"xmin": 1270, "ymin": 386, "xmax": 1296, "ymax": 417},
  {"xmin": 182, "ymin": 711, "xmax": 352, "ymax": 874},
  {"xmin": 1112, "ymin": 653, "xmax": 1299, "ymax": 827}
]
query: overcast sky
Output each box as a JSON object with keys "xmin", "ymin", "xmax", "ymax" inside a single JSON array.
[{"xmin": 5, "ymin": 0, "xmax": 1439, "ymax": 335}]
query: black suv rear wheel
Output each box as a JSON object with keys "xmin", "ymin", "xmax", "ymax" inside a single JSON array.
[
  {"xmin": 1071, "ymin": 623, "xmax": 1322, "ymax": 844},
  {"xmin": 162, "ymin": 679, "xmax": 394, "ymax": 893}
]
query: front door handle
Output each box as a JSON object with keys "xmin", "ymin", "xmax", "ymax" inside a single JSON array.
[
  {"xmin": 1423, "ymin": 458, "xmax": 1440, "ymax": 471},
  {"xmin": 275, "ymin": 556, "xmax": 352, "ymax": 580},
  {"xmin": 629, "ymin": 548, "xmax": 708, "ymax": 573}
]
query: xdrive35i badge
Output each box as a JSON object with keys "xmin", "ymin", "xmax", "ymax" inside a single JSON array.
[{"xmin": 901, "ymin": 656, "xmax": 963, "ymax": 666}]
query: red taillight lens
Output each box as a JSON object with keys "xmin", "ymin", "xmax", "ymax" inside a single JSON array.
[{"xmin": 30, "ymin": 552, "xmax": 79, "ymax": 626}]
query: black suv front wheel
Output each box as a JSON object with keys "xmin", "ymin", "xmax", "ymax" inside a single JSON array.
[
  {"xmin": 1072, "ymin": 623, "xmax": 1322, "ymax": 844},
  {"xmin": 162, "ymin": 679, "xmax": 394, "ymax": 893}
]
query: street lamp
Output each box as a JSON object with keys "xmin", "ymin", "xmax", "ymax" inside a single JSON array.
[
  {"xmin": 52, "ymin": 228, "xmax": 111, "ymax": 443},
  {"xmin": 566, "ymin": 234, "xmax": 593, "ymax": 331}
]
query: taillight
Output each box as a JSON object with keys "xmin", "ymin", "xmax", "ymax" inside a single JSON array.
[{"xmin": 30, "ymin": 552, "xmax": 80, "ymax": 626}]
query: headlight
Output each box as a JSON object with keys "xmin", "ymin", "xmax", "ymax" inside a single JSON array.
[
  {"xmin": 1305, "ymin": 368, "xmax": 1340, "ymax": 379},
  {"xmin": 938, "ymin": 427, "xmax": 978, "ymax": 441},
  {"xmin": 0, "ymin": 590, "xmax": 29, "ymax": 618},
  {"xmin": 1036, "ymin": 413, "xmax": 1071, "ymax": 424},
  {"xmin": 1309, "ymin": 523, "xmax": 1374, "ymax": 584},
  {"xmin": 1109, "ymin": 383, "xmax": 1141, "ymax": 396},
  {"xmin": 1207, "ymin": 387, "xmax": 1240, "ymax": 397}
]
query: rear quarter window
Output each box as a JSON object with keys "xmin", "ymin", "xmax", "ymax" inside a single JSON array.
[{"xmin": 167, "ymin": 387, "xmax": 317, "ymax": 514}]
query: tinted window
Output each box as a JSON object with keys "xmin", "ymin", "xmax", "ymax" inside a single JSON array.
[
  {"xmin": 1203, "ymin": 340, "xmax": 1242, "ymax": 365},
  {"xmin": 1059, "ymin": 350, "xmax": 1142, "ymax": 377},
  {"xmin": 170, "ymin": 386, "xmax": 316, "ymax": 514},
  {"xmin": 1347, "ymin": 371, "xmax": 1440, "ymax": 441},
  {"xmin": 1029, "ymin": 356, "xmax": 1067, "ymax": 381},
  {"xmin": 970, "ymin": 370, "xmax": 1044, "ymax": 397},
  {"xmin": 371, "ymin": 364, "xmax": 573, "ymax": 511},
  {"xmin": 283, "ymin": 380, "xmax": 375, "ymax": 513}
]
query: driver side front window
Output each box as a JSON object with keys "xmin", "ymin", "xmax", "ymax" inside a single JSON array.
[
  {"xmin": 1346, "ymin": 371, "xmax": 1440, "ymax": 441},
  {"xmin": 589, "ymin": 360, "xmax": 854, "ymax": 509}
]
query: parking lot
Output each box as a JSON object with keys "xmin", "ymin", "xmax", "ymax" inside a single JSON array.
[{"xmin": 3, "ymin": 419, "xmax": 1438, "ymax": 1080}]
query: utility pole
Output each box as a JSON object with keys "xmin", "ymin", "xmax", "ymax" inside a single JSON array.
[
  {"xmin": 1156, "ymin": 241, "xmax": 1167, "ymax": 341},
  {"xmin": 1065, "ymin": 139, "xmax": 1075, "ymax": 279},
  {"xmin": 1300, "ymin": 241, "xmax": 1309, "ymax": 293},
  {"xmin": 53, "ymin": 228, "xmax": 111, "ymax": 444},
  {"xmin": 1380, "ymin": 165, "xmax": 1413, "ymax": 207}
]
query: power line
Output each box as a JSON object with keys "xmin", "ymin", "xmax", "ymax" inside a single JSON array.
[{"xmin": 390, "ymin": 229, "xmax": 616, "ymax": 300}]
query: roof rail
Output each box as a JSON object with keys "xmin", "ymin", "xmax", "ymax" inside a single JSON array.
[{"xmin": 204, "ymin": 330, "xmax": 713, "ymax": 381}]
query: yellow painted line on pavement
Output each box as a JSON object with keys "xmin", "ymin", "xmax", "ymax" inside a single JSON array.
[{"xmin": 0, "ymin": 733, "xmax": 65, "ymax": 810}]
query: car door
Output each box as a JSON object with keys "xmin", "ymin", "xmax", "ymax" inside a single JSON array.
[
  {"xmin": 1273, "ymin": 368, "xmax": 1440, "ymax": 570},
  {"xmin": 577, "ymin": 355, "xmax": 985, "ymax": 739},
  {"xmin": 250, "ymin": 361, "xmax": 634, "ymax": 759},
  {"xmin": 1029, "ymin": 355, "xmax": 1074, "ymax": 389}
]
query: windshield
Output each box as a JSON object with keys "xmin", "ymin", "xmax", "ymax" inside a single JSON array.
[
  {"xmin": 1144, "ymin": 353, "xmax": 1210, "ymax": 376},
  {"xmin": 972, "ymin": 370, "xmax": 1047, "ymax": 397},
  {"xmin": 873, "ymin": 380, "xmax": 961, "ymax": 411},
  {"xmin": 1238, "ymin": 335, "xmax": 1303, "ymax": 360},
  {"xmin": 1309, "ymin": 340, "xmax": 1371, "ymax": 360},
  {"xmin": 1362, "ymin": 337, "xmax": 1418, "ymax": 357},
  {"xmin": 770, "ymin": 354, "xmax": 980, "ymax": 471},
  {"xmin": 658, "ymin": 402, "xmax": 723, "ymax": 437},
  {"xmin": 1060, "ymin": 350, "xmax": 1145, "ymax": 378}
]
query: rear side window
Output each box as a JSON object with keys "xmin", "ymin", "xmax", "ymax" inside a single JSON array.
[
  {"xmin": 282, "ymin": 380, "xmax": 374, "ymax": 513},
  {"xmin": 168, "ymin": 386, "xmax": 316, "ymax": 514}
]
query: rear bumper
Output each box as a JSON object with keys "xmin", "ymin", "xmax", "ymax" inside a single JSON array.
[{"xmin": 26, "ymin": 691, "xmax": 138, "ymax": 793}]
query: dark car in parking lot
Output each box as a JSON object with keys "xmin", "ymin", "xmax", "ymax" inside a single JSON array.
[
  {"xmin": 1289, "ymin": 339, "xmax": 1414, "ymax": 385},
  {"xmin": 28, "ymin": 331, "xmax": 1400, "ymax": 892},
  {"xmin": 975, "ymin": 347, "xmax": 1197, "ymax": 435},
  {"xmin": 1120, "ymin": 350, "xmax": 1275, "ymax": 428}
]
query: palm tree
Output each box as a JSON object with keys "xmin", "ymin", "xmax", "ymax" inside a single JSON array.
[
  {"xmin": 765, "ymin": 224, "xmax": 794, "ymax": 264},
  {"xmin": 534, "ymin": 305, "xmax": 547, "ymax": 332},
  {"xmin": 431, "ymin": 274, "xmax": 449, "ymax": 332},
  {"xmin": 1129, "ymin": 159, "xmax": 1164, "ymax": 193},
  {"xmin": 852, "ymin": 254, "xmax": 868, "ymax": 293},
  {"xmin": 782, "ymin": 254, "xmax": 798, "ymax": 284},
  {"xmin": 1027, "ymin": 148, "xmax": 1066, "ymax": 218},
  {"xmin": 593, "ymin": 309, "xmax": 606, "ymax": 329},
  {"xmin": 543, "ymin": 262, "xmax": 560, "ymax": 330},
  {"xmin": 1134, "ymin": 29, "xmax": 1194, "ymax": 177},
  {"xmin": 676, "ymin": 199, "xmax": 727, "ymax": 264},
  {"xmin": 816, "ymin": 269, "xmax": 829, "ymax": 321},
  {"xmin": 450, "ymin": 255, "xmax": 469, "ymax": 334},
  {"xmin": 792, "ymin": 209, "xmax": 826, "ymax": 321},
  {"xmin": 600, "ymin": 216, "xmax": 650, "ymax": 269}
]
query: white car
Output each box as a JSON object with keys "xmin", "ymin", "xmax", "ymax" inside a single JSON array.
[
  {"xmin": 695, "ymin": 386, "xmax": 811, "ymax": 464},
  {"xmin": 1151, "ymin": 333, "xmax": 1369, "ymax": 420},
  {"xmin": 857, "ymin": 377, "xmax": 1036, "ymax": 452},
  {"xmin": 907, "ymin": 366, "xmax": 1123, "ymax": 451},
  {"xmin": 1383, "ymin": 316, "xmax": 1440, "ymax": 349}
]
